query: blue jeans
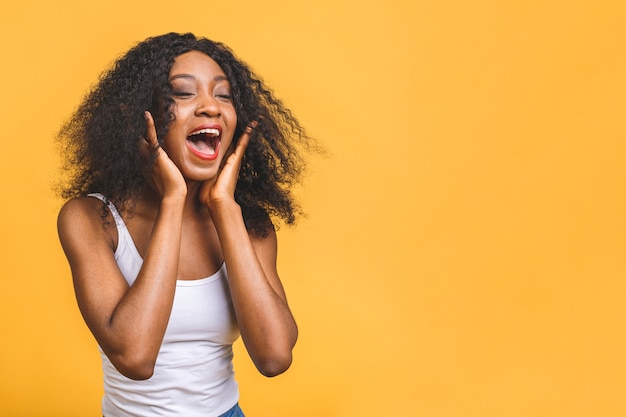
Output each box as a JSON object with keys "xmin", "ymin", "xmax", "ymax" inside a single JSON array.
[
  {"xmin": 104, "ymin": 403, "xmax": 244, "ymax": 417},
  {"xmin": 219, "ymin": 403, "xmax": 245, "ymax": 417}
]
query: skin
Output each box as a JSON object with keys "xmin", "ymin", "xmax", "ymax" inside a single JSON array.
[{"xmin": 57, "ymin": 51, "xmax": 298, "ymax": 380}]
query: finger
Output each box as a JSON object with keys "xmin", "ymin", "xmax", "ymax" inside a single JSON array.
[
  {"xmin": 224, "ymin": 121, "xmax": 258, "ymax": 174},
  {"xmin": 232, "ymin": 119, "xmax": 258, "ymax": 160},
  {"xmin": 143, "ymin": 111, "xmax": 160, "ymax": 150}
]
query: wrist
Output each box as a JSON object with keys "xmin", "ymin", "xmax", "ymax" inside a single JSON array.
[
  {"xmin": 210, "ymin": 202, "xmax": 247, "ymax": 241},
  {"xmin": 160, "ymin": 193, "xmax": 186, "ymax": 211},
  {"xmin": 207, "ymin": 198, "xmax": 241, "ymax": 214}
]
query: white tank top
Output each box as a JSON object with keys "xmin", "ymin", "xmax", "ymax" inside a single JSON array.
[{"xmin": 88, "ymin": 194, "xmax": 240, "ymax": 417}]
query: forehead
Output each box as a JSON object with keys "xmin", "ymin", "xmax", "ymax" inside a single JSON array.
[{"xmin": 170, "ymin": 50, "xmax": 227, "ymax": 79}]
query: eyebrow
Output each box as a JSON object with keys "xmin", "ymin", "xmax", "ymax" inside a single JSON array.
[{"xmin": 169, "ymin": 74, "xmax": 229, "ymax": 83}]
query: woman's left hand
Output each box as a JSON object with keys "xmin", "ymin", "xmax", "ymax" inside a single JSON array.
[
  {"xmin": 199, "ymin": 119, "xmax": 298, "ymax": 377},
  {"xmin": 199, "ymin": 121, "xmax": 256, "ymax": 210}
]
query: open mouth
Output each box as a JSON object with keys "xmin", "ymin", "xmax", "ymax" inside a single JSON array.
[{"xmin": 187, "ymin": 128, "xmax": 221, "ymax": 159}]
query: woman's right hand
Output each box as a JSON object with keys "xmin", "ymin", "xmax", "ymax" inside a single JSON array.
[{"xmin": 141, "ymin": 111, "xmax": 187, "ymax": 199}]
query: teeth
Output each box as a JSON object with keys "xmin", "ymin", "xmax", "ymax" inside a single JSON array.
[{"xmin": 189, "ymin": 128, "xmax": 220, "ymax": 137}]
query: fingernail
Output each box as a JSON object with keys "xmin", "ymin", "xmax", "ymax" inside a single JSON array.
[{"xmin": 245, "ymin": 120, "xmax": 258, "ymax": 134}]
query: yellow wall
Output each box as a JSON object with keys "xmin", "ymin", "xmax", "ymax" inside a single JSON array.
[{"xmin": 1, "ymin": 1, "xmax": 625, "ymax": 415}]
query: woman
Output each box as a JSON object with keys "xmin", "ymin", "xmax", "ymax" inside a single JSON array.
[{"xmin": 56, "ymin": 32, "xmax": 310, "ymax": 417}]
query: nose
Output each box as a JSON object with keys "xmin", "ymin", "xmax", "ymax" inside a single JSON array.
[{"xmin": 195, "ymin": 93, "xmax": 221, "ymax": 118}]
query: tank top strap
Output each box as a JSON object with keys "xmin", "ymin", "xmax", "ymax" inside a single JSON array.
[
  {"xmin": 87, "ymin": 192, "xmax": 134, "ymax": 249},
  {"xmin": 87, "ymin": 193, "xmax": 125, "ymax": 226},
  {"xmin": 87, "ymin": 193, "xmax": 143, "ymax": 283}
]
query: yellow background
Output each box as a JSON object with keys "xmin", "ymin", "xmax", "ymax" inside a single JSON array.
[{"xmin": 1, "ymin": 1, "xmax": 625, "ymax": 416}]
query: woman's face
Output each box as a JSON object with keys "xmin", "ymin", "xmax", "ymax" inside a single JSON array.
[{"xmin": 161, "ymin": 50, "xmax": 238, "ymax": 181}]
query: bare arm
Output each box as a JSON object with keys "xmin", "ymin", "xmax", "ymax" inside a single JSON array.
[
  {"xmin": 212, "ymin": 203, "xmax": 298, "ymax": 377},
  {"xmin": 57, "ymin": 112, "xmax": 187, "ymax": 380},
  {"xmin": 58, "ymin": 196, "xmax": 184, "ymax": 380},
  {"xmin": 200, "ymin": 123, "xmax": 298, "ymax": 377}
]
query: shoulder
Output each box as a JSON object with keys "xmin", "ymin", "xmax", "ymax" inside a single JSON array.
[
  {"xmin": 58, "ymin": 196, "xmax": 106, "ymax": 231},
  {"xmin": 57, "ymin": 196, "xmax": 116, "ymax": 252}
]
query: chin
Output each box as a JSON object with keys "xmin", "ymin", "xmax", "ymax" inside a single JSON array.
[{"xmin": 182, "ymin": 166, "xmax": 220, "ymax": 183}]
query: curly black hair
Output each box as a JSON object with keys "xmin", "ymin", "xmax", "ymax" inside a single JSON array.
[{"xmin": 57, "ymin": 32, "xmax": 315, "ymax": 235}]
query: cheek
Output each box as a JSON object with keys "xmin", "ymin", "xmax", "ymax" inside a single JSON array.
[
  {"xmin": 160, "ymin": 121, "xmax": 186, "ymax": 155},
  {"xmin": 228, "ymin": 106, "xmax": 238, "ymax": 126},
  {"xmin": 160, "ymin": 135, "xmax": 178, "ymax": 157},
  {"xmin": 224, "ymin": 107, "xmax": 238, "ymax": 139}
]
